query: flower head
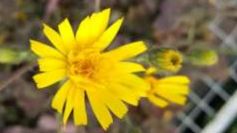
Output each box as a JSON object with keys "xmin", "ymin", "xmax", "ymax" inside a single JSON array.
[
  {"xmin": 149, "ymin": 49, "xmax": 183, "ymax": 73},
  {"xmin": 30, "ymin": 8, "xmax": 148, "ymax": 129},
  {"xmin": 145, "ymin": 76, "xmax": 190, "ymax": 108}
]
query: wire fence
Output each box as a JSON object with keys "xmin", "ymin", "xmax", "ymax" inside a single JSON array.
[{"xmin": 175, "ymin": 0, "xmax": 237, "ymax": 132}]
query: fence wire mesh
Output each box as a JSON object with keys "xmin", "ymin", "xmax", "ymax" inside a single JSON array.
[{"xmin": 174, "ymin": 0, "xmax": 237, "ymax": 133}]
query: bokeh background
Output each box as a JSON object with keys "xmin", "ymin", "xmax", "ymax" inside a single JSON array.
[{"xmin": 0, "ymin": 0, "xmax": 237, "ymax": 133}]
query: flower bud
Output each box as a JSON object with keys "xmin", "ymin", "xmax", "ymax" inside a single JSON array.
[
  {"xmin": 149, "ymin": 48, "xmax": 183, "ymax": 73},
  {"xmin": 187, "ymin": 49, "xmax": 218, "ymax": 66},
  {"xmin": 0, "ymin": 48, "xmax": 29, "ymax": 64}
]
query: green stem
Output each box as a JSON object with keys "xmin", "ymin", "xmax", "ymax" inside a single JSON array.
[
  {"xmin": 56, "ymin": 113, "xmax": 63, "ymax": 133},
  {"xmin": 95, "ymin": 0, "xmax": 101, "ymax": 11}
]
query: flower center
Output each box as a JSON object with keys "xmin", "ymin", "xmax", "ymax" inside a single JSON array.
[
  {"xmin": 171, "ymin": 55, "xmax": 181, "ymax": 66},
  {"xmin": 67, "ymin": 48, "xmax": 101, "ymax": 79}
]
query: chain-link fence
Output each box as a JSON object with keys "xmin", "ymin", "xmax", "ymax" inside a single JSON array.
[{"xmin": 175, "ymin": 0, "xmax": 237, "ymax": 132}]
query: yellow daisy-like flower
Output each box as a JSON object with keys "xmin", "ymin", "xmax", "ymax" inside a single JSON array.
[
  {"xmin": 30, "ymin": 8, "xmax": 149, "ymax": 129},
  {"xmin": 150, "ymin": 49, "xmax": 183, "ymax": 73},
  {"xmin": 145, "ymin": 76, "xmax": 190, "ymax": 108}
]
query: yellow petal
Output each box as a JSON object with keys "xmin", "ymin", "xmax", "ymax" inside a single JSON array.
[
  {"xmin": 33, "ymin": 69, "xmax": 66, "ymax": 88},
  {"xmin": 145, "ymin": 67, "xmax": 158, "ymax": 75},
  {"xmin": 109, "ymin": 83, "xmax": 140, "ymax": 106},
  {"xmin": 157, "ymin": 91, "xmax": 187, "ymax": 105},
  {"xmin": 63, "ymin": 87, "xmax": 76, "ymax": 124},
  {"xmin": 100, "ymin": 90, "xmax": 128, "ymax": 119},
  {"xmin": 117, "ymin": 74, "xmax": 149, "ymax": 97},
  {"xmin": 148, "ymin": 95, "xmax": 168, "ymax": 108},
  {"xmin": 43, "ymin": 24, "xmax": 66, "ymax": 54},
  {"xmin": 92, "ymin": 18, "xmax": 123, "ymax": 50},
  {"xmin": 103, "ymin": 41, "xmax": 147, "ymax": 61},
  {"xmin": 30, "ymin": 40, "xmax": 64, "ymax": 59},
  {"xmin": 75, "ymin": 16, "xmax": 91, "ymax": 46},
  {"xmin": 76, "ymin": 9, "xmax": 111, "ymax": 47},
  {"xmin": 51, "ymin": 80, "xmax": 71, "ymax": 113},
  {"xmin": 154, "ymin": 84, "xmax": 189, "ymax": 95},
  {"xmin": 116, "ymin": 62, "xmax": 145, "ymax": 74},
  {"xmin": 87, "ymin": 89, "xmax": 113, "ymax": 130},
  {"xmin": 73, "ymin": 88, "xmax": 87, "ymax": 125},
  {"xmin": 58, "ymin": 18, "xmax": 75, "ymax": 52},
  {"xmin": 158, "ymin": 76, "xmax": 190, "ymax": 84},
  {"xmin": 38, "ymin": 58, "xmax": 66, "ymax": 72},
  {"xmin": 89, "ymin": 9, "xmax": 111, "ymax": 44}
]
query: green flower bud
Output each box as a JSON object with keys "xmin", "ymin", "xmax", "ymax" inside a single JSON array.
[
  {"xmin": 187, "ymin": 49, "xmax": 218, "ymax": 66},
  {"xmin": 0, "ymin": 48, "xmax": 30, "ymax": 64}
]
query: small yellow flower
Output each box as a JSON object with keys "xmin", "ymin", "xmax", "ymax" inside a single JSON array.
[
  {"xmin": 30, "ymin": 8, "xmax": 149, "ymax": 129},
  {"xmin": 150, "ymin": 49, "xmax": 183, "ymax": 73},
  {"xmin": 145, "ymin": 76, "xmax": 190, "ymax": 108}
]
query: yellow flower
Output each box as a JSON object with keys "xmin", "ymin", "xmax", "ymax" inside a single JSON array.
[
  {"xmin": 145, "ymin": 76, "xmax": 190, "ymax": 108},
  {"xmin": 30, "ymin": 8, "xmax": 149, "ymax": 129},
  {"xmin": 150, "ymin": 49, "xmax": 183, "ymax": 73}
]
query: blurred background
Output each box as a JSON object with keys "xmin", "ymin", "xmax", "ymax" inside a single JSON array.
[{"xmin": 0, "ymin": 0, "xmax": 237, "ymax": 133}]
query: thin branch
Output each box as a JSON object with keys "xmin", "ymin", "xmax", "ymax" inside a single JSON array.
[
  {"xmin": 95, "ymin": 0, "xmax": 101, "ymax": 11},
  {"xmin": 0, "ymin": 0, "xmax": 56, "ymax": 91},
  {"xmin": 0, "ymin": 62, "xmax": 37, "ymax": 91}
]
